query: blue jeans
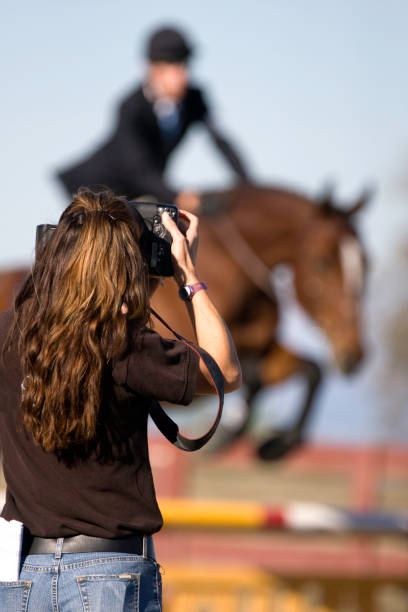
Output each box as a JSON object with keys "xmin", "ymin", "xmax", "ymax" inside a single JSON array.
[{"xmin": 0, "ymin": 550, "xmax": 162, "ymax": 611}]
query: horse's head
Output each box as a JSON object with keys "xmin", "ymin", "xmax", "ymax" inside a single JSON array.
[{"xmin": 292, "ymin": 189, "xmax": 370, "ymax": 374}]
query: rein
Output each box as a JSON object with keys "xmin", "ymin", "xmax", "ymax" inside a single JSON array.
[{"xmin": 210, "ymin": 214, "xmax": 276, "ymax": 301}]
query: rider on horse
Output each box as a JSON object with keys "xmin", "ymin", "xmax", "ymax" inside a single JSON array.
[{"xmin": 57, "ymin": 26, "xmax": 250, "ymax": 213}]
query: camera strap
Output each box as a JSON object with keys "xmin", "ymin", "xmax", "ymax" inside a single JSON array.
[{"xmin": 149, "ymin": 309, "xmax": 224, "ymax": 451}]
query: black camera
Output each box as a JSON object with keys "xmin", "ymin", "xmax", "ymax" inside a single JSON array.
[
  {"xmin": 35, "ymin": 201, "xmax": 178, "ymax": 278},
  {"xmin": 128, "ymin": 201, "xmax": 178, "ymax": 277}
]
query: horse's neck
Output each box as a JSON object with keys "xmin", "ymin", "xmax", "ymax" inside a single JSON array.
[{"xmin": 228, "ymin": 186, "xmax": 316, "ymax": 268}]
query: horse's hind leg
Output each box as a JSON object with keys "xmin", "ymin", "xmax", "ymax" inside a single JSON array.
[{"xmin": 256, "ymin": 344, "xmax": 322, "ymax": 460}]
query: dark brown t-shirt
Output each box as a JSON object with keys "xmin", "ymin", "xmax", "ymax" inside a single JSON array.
[{"xmin": 0, "ymin": 310, "xmax": 198, "ymax": 538}]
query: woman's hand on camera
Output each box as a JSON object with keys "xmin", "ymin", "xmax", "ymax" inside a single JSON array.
[{"xmin": 162, "ymin": 210, "xmax": 199, "ymax": 286}]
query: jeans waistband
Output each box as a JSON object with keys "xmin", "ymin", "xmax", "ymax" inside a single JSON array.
[{"xmin": 25, "ymin": 532, "xmax": 155, "ymax": 558}]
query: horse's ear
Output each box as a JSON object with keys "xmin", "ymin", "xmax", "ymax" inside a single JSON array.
[
  {"xmin": 346, "ymin": 186, "xmax": 375, "ymax": 217},
  {"xmin": 317, "ymin": 181, "xmax": 336, "ymax": 214}
]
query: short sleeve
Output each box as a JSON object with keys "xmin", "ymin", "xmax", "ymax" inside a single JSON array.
[{"xmin": 113, "ymin": 324, "xmax": 199, "ymax": 406}]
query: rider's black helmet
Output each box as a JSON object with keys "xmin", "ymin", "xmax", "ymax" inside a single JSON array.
[{"xmin": 146, "ymin": 26, "xmax": 193, "ymax": 63}]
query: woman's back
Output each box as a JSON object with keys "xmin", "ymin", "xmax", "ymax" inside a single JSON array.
[{"xmin": 0, "ymin": 309, "xmax": 199, "ymax": 538}]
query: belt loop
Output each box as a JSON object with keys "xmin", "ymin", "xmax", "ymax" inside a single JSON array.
[
  {"xmin": 142, "ymin": 536, "xmax": 147, "ymax": 559},
  {"xmin": 55, "ymin": 537, "xmax": 64, "ymax": 560}
]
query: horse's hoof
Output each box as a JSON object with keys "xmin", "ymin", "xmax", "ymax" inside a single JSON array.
[{"xmin": 256, "ymin": 429, "xmax": 303, "ymax": 461}]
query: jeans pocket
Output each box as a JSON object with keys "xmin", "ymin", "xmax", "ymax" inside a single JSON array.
[
  {"xmin": 77, "ymin": 573, "xmax": 140, "ymax": 612},
  {"xmin": 0, "ymin": 581, "xmax": 32, "ymax": 612}
]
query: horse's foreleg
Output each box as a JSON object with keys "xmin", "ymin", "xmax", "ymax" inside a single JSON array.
[
  {"xmin": 204, "ymin": 354, "xmax": 259, "ymax": 453},
  {"xmin": 256, "ymin": 344, "xmax": 323, "ymax": 460},
  {"xmin": 205, "ymin": 292, "xmax": 279, "ymax": 451}
]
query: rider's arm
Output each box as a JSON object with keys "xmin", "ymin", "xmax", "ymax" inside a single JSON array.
[
  {"xmin": 189, "ymin": 87, "xmax": 250, "ymax": 183},
  {"xmin": 203, "ymin": 117, "xmax": 250, "ymax": 182},
  {"xmin": 162, "ymin": 211, "xmax": 242, "ymax": 395}
]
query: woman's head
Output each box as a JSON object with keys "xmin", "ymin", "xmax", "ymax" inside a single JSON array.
[
  {"xmin": 11, "ymin": 187, "xmax": 150, "ymax": 452},
  {"xmin": 40, "ymin": 187, "xmax": 149, "ymax": 328}
]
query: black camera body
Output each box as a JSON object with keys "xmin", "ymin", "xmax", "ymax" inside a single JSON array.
[
  {"xmin": 128, "ymin": 201, "xmax": 178, "ymax": 277},
  {"xmin": 35, "ymin": 201, "xmax": 178, "ymax": 278}
]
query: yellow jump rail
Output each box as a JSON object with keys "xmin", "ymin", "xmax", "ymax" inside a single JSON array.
[{"xmin": 158, "ymin": 497, "xmax": 408, "ymax": 533}]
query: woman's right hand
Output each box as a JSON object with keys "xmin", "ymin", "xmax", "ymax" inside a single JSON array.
[
  {"xmin": 162, "ymin": 210, "xmax": 199, "ymax": 287},
  {"xmin": 163, "ymin": 209, "xmax": 242, "ymax": 395}
]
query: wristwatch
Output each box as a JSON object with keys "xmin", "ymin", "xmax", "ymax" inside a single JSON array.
[{"xmin": 178, "ymin": 281, "xmax": 208, "ymax": 302}]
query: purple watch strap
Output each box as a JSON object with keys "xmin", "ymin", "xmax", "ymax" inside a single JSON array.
[{"xmin": 178, "ymin": 281, "xmax": 208, "ymax": 301}]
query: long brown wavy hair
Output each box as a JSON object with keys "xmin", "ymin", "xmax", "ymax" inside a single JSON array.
[{"xmin": 7, "ymin": 188, "xmax": 149, "ymax": 452}]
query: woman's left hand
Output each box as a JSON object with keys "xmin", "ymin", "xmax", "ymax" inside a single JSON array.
[{"xmin": 162, "ymin": 210, "xmax": 199, "ymax": 286}]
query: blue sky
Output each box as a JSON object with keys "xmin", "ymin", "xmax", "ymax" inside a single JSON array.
[{"xmin": 1, "ymin": 1, "xmax": 408, "ymax": 443}]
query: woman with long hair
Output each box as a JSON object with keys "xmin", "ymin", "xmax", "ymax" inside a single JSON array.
[{"xmin": 0, "ymin": 187, "xmax": 241, "ymax": 611}]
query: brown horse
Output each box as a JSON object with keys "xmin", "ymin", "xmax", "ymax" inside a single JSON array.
[
  {"xmin": 0, "ymin": 268, "xmax": 29, "ymax": 313},
  {"xmin": 0, "ymin": 184, "xmax": 369, "ymax": 459},
  {"xmin": 151, "ymin": 184, "xmax": 369, "ymax": 459}
]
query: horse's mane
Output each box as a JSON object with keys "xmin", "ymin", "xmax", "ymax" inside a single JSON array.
[
  {"xmin": 248, "ymin": 182, "xmax": 315, "ymax": 202},
  {"xmin": 201, "ymin": 182, "xmax": 311, "ymax": 202},
  {"xmin": 201, "ymin": 182, "xmax": 368, "ymax": 221}
]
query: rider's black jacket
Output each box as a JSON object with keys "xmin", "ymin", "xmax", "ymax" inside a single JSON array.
[{"xmin": 57, "ymin": 85, "xmax": 249, "ymax": 202}]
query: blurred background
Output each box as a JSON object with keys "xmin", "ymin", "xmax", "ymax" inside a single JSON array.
[{"xmin": 1, "ymin": 1, "xmax": 408, "ymax": 610}]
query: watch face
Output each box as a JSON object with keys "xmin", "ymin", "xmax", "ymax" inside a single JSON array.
[{"xmin": 178, "ymin": 285, "xmax": 193, "ymax": 301}]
